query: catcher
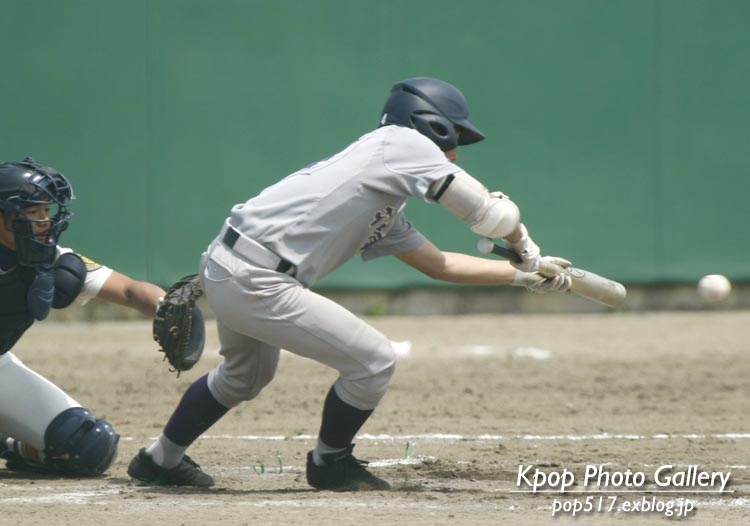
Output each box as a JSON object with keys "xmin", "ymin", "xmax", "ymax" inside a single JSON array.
[{"xmin": 0, "ymin": 157, "xmax": 204, "ymax": 477}]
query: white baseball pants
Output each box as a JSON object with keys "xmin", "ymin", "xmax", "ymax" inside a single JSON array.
[{"xmin": 200, "ymin": 239, "xmax": 396, "ymax": 411}]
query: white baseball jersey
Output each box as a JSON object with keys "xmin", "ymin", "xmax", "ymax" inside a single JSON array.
[
  {"xmin": 202, "ymin": 125, "xmax": 465, "ymax": 411},
  {"xmin": 228, "ymin": 125, "xmax": 461, "ymax": 286}
]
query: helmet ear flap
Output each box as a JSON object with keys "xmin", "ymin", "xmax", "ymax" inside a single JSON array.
[
  {"xmin": 429, "ymin": 121, "xmax": 448, "ymax": 137},
  {"xmin": 412, "ymin": 114, "xmax": 459, "ymax": 152}
]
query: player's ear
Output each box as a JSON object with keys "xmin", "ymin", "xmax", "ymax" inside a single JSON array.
[{"xmin": 0, "ymin": 212, "xmax": 16, "ymax": 249}]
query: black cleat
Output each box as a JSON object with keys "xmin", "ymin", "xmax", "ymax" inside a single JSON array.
[
  {"xmin": 1, "ymin": 450, "xmax": 52, "ymax": 474},
  {"xmin": 127, "ymin": 448, "xmax": 214, "ymax": 487},
  {"xmin": 0, "ymin": 435, "xmax": 51, "ymax": 474},
  {"xmin": 306, "ymin": 444, "xmax": 390, "ymax": 491}
]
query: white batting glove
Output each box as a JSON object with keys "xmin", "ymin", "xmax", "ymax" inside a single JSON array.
[
  {"xmin": 505, "ymin": 223, "xmax": 541, "ymax": 273},
  {"xmin": 512, "ymin": 257, "xmax": 573, "ymax": 294}
]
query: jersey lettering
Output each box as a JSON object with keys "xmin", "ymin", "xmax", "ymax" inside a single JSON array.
[{"xmin": 360, "ymin": 207, "xmax": 396, "ymax": 252}]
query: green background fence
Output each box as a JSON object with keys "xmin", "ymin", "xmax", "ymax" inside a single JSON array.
[{"xmin": 2, "ymin": 0, "xmax": 748, "ymax": 289}]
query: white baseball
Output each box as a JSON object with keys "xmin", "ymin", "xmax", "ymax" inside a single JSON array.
[{"xmin": 697, "ymin": 274, "xmax": 731, "ymax": 303}]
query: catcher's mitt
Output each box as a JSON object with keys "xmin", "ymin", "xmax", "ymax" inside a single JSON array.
[{"xmin": 153, "ymin": 274, "xmax": 206, "ymax": 376}]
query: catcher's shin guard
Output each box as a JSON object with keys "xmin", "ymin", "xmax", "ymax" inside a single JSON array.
[{"xmin": 42, "ymin": 407, "xmax": 119, "ymax": 476}]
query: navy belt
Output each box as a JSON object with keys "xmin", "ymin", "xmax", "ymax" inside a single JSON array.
[{"xmin": 221, "ymin": 226, "xmax": 296, "ymax": 276}]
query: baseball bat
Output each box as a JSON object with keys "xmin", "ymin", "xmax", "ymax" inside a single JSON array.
[{"xmin": 476, "ymin": 237, "xmax": 627, "ymax": 307}]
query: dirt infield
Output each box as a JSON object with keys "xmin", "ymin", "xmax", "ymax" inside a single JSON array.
[{"xmin": 1, "ymin": 311, "xmax": 749, "ymax": 525}]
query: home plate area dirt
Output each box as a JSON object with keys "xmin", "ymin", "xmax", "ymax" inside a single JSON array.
[{"xmin": 2, "ymin": 312, "xmax": 749, "ymax": 525}]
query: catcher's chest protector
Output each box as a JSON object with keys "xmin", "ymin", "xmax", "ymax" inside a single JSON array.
[
  {"xmin": 0, "ymin": 267, "xmax": 36, "ymax": 355},
  {"xmin": 0, "ymin": 262, "xmax": 85, "ymax": 355}
]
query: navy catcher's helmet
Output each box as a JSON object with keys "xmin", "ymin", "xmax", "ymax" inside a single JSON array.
[
  {"xmin": 380, "ymin": 77, "xmax": 485, "ymax": 152},
  {"xmin": 0, "ymin": 157, "xmax": 74, "ymax": 266}
]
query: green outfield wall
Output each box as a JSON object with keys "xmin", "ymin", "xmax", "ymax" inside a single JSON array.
[{"xmin": 2, "ymin": 0, "xmax": 748, "ymax": 289}]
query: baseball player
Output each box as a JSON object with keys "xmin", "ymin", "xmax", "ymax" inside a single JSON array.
[
  {"xmin": 127, "ymin": 77, "xmax": 572, "ymax": 490},
  {"xmin": 0, "ymin": 158, "xmax": 166, "ymax": 476}
]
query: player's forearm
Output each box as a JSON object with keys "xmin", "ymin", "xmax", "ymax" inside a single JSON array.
[
  {"xmin": 97, "ymin": 272, "xmax": 165, "ymax": 317},
  {"xmin": 122, "ymin": 281, "xmax": 165, "ymax": 317},
  {"xmin": 425, "ymin": 251, "xmax": 517, "ymax": 285}
]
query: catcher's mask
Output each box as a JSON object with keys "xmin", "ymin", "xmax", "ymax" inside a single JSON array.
[
  {"xmin": 0, "ymin": 157, "xmax": 74, "ymax": 267},
  {"xmin": 379, "ymin": 77, "xmax": 485, "ymax": 152}
]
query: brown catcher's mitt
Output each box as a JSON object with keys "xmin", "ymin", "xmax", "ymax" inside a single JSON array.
[{"xmin": 153, "ymin": 274, "xmax": 206, "ymax": 376}]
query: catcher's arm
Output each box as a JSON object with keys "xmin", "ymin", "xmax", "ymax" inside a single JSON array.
[{"xmin": 96, "ymin": 271, "xmax": 165, "ymax": 317}]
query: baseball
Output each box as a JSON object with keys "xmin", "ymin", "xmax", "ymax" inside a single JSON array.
[{"xmin": 697, "ymin": 274, "xmax": 731, "ymax": 303}]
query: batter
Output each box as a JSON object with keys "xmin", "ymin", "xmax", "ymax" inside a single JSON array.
[{"xmin": 127, "ymin": 78, "xmax": 572, "ymax": 490}]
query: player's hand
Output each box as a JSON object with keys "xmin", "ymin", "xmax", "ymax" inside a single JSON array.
[
  {"xmin": 505, "ymin": 224, "xmax": 541, "ymax": 272},
  {"xmin": 539, "ymin": 256, "xmax": 573, "ymax": 271},
  {"xmin": 512, "ymin": 257, "xmax": 572, "ymax": 294}
]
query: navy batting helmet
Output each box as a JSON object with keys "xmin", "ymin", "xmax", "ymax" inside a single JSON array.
[
  {"xmin": 379, "ymin": 77, "xmax": 485, "ymax": 152},
  {"xmin": 0, "ymin": 157, "xmax": 74, "ymax": 266}
]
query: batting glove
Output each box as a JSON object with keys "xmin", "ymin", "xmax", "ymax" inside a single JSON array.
[
  {"xmin": 512, "ymin": 256, "xmax": 573, "ymax": 294},
  {"xmin": 505, "ymin": 223, "xmax": 541, "ymax": 273}
]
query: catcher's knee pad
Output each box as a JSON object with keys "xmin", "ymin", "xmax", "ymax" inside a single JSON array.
[
  {"xmin": 43, "ymin": 407, "xmax": 119, "ymax": 476},
  {"xmin": 336, "ymin": 342, "xmax": 397, "ymax": 410}
]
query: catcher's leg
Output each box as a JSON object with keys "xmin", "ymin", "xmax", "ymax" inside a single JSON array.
[
  {"xmin": 0, "ymin": 352, "xmax": 80, "ymax": 450},
  {"xmin": 0, "ymin": 352, "xmax": 118, "ymax": 475}
]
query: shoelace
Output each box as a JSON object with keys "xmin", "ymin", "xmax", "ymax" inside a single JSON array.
[
  {"xmin": 179, "ymin": 455, "xmax": 204, "ymax": 471},
  {"xmin": 339, "ymin": 454, "xmax": 375, "ymax": 475}
]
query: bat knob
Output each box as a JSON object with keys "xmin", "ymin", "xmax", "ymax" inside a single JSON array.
[{"xmin": 476, "ymin": 237, "xmax": 494, "ymax": 255}]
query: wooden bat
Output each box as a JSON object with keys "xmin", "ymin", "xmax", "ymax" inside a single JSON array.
[{"xmin": 476, "ymin": 238, "xmax": 627, "ymax": 307}]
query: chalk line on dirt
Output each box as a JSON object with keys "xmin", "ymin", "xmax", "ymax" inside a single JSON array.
[{"xmin": 120, "ymin": 432, "xmax": 750, "ymax": 442}]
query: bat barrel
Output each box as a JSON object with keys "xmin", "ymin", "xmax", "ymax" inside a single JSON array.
[
  {"xmin": 477, "ymin": 238, "xmax": 627, "ymax": 307},
  {"xmin": 565, "ymin": 267, "xmax": 627, "ymax": 306}
]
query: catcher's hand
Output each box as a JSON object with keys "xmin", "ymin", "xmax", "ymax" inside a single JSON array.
[{"xmin": 153, "ymin": 274, "xmax": 206, "ymax": 376}]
